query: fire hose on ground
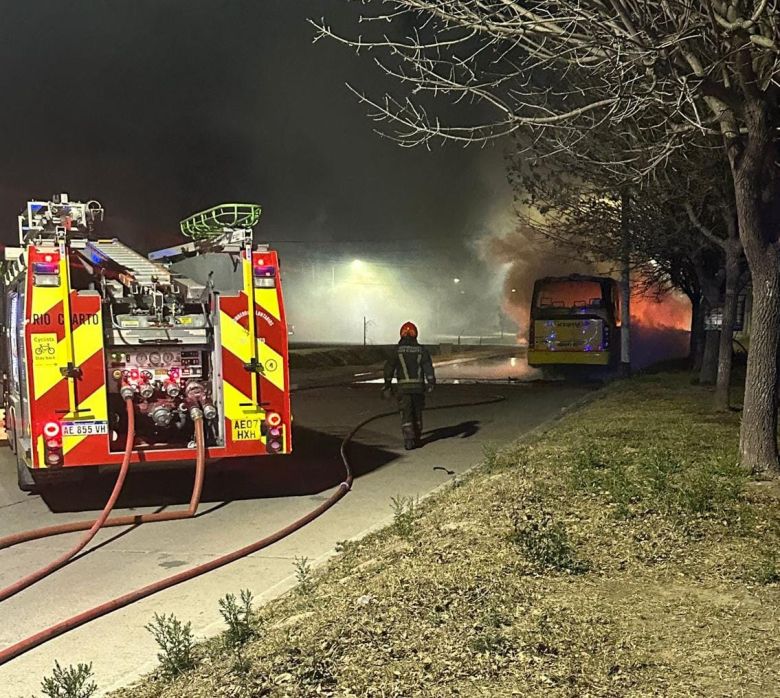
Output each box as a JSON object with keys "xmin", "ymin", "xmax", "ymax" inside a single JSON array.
[
  {"xmin": 0, "ymin": 398, "xmax": 136, "ymax": 603},
  {"xmin": 0, "ymin": 394, "xmax": 504, "ymax": 666},
  {"xmin": 0, "ymin": 408, "xmax": 207, "ymax": 552}
]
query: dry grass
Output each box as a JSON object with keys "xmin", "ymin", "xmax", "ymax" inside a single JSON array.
[{"xmin": 112, "ymin": 373, "xmax": 780, "ymax": 698}]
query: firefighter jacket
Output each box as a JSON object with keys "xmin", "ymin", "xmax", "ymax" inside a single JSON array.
[{"xmin": 383, "ymin": 337, "xmax": 435, "ymax": 394}]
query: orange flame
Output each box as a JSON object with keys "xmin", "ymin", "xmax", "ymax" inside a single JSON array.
[{"xmin": 630, "ymin": 291, "xmax": 691, "ymax": 331}]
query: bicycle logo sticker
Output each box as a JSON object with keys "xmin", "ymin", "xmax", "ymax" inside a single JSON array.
[{"xmin": 31, "ymin": 334, "xmax": 58, "ymax": 366}]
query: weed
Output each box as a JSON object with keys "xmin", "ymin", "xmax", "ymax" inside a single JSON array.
[
  {"xmin": 753, "ymin": 552, "xmax": 780, "ymax": 585},
  {"xmin": 145, "ymin": 612, "xmax": 196, "ymax": 678},
  {"xmin": 482, "ymin": 443, "xmax": 527, "ymax": 473},
  {"xmin": 289, "ymin": 641, "xmax": 339, "ymax": 689},
  {"xmin": 334, "ymin": 538, "xmax": 355, "ymax": 554},
  {"xmin": 469, "ymin": 630, "xmax": 513, "ymax": 655},
  {"xmin": 569, "ymin": 443, "xmax": 744, "ymax": 520},
  {"xmin": 390, "ymin": 494, "xmax": 417, "ymax": 538},
  {"xmin": 219, "ymin": 589, "xmax": 255, "ymax": 648},
  {"xmin": 40, "ymin": 661, "xmax": 97, "ymax": 698},
  {"xmin": 294, "ymin": 556, "xmax": 313, "ymax": 595},
  {"xmin": 470, "ymin": 603, "xmax": 514, "ymax": 655},
  {"xmin": 510, "ymin": 505, "xmax": 587, "ymax": 573}
]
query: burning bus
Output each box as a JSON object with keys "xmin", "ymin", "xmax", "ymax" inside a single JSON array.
[{"xmin": 527, "ymin": 274, "xmax": 620, "ymax": 367}]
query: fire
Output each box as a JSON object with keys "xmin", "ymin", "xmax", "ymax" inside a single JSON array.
[{"xmin": 630, "ymin": 290, "xmax": 691, "ymax": 331}]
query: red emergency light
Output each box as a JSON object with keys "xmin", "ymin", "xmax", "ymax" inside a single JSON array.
[{"xmin": 43, "ymin": 421, "xmax": 61, "ymax": 438}]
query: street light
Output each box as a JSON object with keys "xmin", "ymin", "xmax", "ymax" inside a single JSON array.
[
  {"xmin": 453, "ymin": 277, "xmax": 461, "ymax": 284},
  {"xmin": 351, "ymin": 259, "xmax": 364, "ymax": 270}
]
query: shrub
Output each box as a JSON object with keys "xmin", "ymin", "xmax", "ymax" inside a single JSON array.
[
  {"xmin": 510, "ymin": 505, "xmax": 587, "ymax": 573},
  {"xmin": 390, "ymin": 495, "xmax": 417, "ymax": 538},
  {"xmin": 753, "ymin": 552, "xmax": 780, "ymax": 585},
  {"xmin": 219, "ymin": 589, "xmax": 256, "ymax": 648},
  {"xmin": 40, "ymin": 661, "xmax": 97, "ymax": 698},
  {"xmin": 145, "ymin": 612, "xmax": 196, "ymax": 678},
  {"xmin": 294, "ymin": 556, "xmax": 314, "ymax": 596}
]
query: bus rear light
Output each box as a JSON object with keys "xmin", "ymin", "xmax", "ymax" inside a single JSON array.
[
  {"xmin": 43, "ymin": 421, "xmax": 61, "ymax": 438},
  {"xmin": 46, "ymin": 438, "xmax": 60, "ymax": 449},
  {"xmin": 266, "ymin": 412, "xmax": 282, "ymax": 428},
  {"xmin": 268, "ymin": 440, "xmax": 282, "ymax": 452},
  {"xmin": 269, "ymin": 427, "xmax": 281, "ymax": 438},
  {"xmin": 45, "ymin": 452, "xmax": 62, "ymax": 466}
]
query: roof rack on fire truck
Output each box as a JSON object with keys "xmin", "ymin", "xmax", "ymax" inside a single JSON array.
[
  {"xmin": 148, "ymin": 203, "xmax": 267, "ymax": 265},
  {"xmin": 17, "ymin": 193, "xmax": 104, "ymax": 245},
  {"xmin": 3, "ymin": 194, "xmax": 105, "ymax": 286}
]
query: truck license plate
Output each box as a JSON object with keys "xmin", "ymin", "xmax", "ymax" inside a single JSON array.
[{"xmin": 61, "ymin": 421, "xmax": 109, "ymax": 437}]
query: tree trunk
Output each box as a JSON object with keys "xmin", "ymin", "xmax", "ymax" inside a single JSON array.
[
  {"xmin": 728, "ymin": 99, "xmax": 780, "ymax": 477},
  {"xmin": 619, "ymin": 192, "xmax": 631, "ymax": 376},
  {"xmin": 690, "ymin": 295, "xmax": 705, "ymax": 371},
  {"xmin": 738, "ymin": 258, "xmax": 780, "ymax": 475},
  {"xmin": 699, "ymin": 327, "xmax": 720, "ymax": 385},
  {"xmin": 714, "ymin": 243, "xmax": 740, "ymax": 410}
]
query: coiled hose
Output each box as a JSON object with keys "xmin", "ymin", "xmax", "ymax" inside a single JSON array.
[
  {"xmin": 0, "ymin": 394, "xmax": 504, "ymax": 666},
  {"xmin": 0, "ymin": 415, "xmax": 206, "ymax": 551},
  {"xmin": 0, "ymin": 398, "xmax": 135, "ymax": 602}
]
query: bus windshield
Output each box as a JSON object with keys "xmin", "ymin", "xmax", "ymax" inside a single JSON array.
[{"xmin": 535, "ymin": 280, "xmax": 604, "ymax": 310}]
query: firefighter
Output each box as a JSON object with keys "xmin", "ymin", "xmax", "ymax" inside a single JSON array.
[{"xmin": 382, "ymin": 321, "xmax": 436, "ymax": 450}]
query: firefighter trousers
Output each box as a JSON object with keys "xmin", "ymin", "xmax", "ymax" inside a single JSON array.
[{"xmin": 398, "ymin": 392, "xmax": 425, "ymax": 444}]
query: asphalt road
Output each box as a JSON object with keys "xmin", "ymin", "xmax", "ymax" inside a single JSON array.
[{"xmin": 0, "ymin": 364, "xmax": 592, "ymax": 696}]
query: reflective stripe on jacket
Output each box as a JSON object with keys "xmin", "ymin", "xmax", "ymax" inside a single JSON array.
[{"xmin": 384, "ymin": 339, "xmax": 435, "ymax": 394}]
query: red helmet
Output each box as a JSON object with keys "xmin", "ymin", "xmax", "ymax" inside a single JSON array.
[{"xmin": 400, "ymin": 321, "xmax": 418, "ymax": 338}]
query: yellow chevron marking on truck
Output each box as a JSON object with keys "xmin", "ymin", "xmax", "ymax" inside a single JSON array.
[
  {"xmin": 219, "ymin": 310, "xmax": 251, "ymax": 364},
  {"xmin": 63, "ymin": 386, "xmax": 108, "ymax": 455},
  {"xmin": 254, "ymin": 288, "xmax": 280, "ymax": 321},
  {"xmin": 222, "ymin": 381, "xmax": 265, "ymax": 444},
  {"xmin": 256, "ymin": 340, "xmax": 285, "ymax": 391},
  {"xmin": 33, "ymin": 317, "xmax": 104, "ymax": 401}
]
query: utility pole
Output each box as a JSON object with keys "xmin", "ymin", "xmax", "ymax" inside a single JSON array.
[
  {"xmin": 620, "ymin": 191, "xmax": 631, "ymax": 377},
  {"xmin": 363, "ymin": 316, "xmax": 367, "ymax": 347}
]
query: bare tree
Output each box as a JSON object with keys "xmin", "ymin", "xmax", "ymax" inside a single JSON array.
[{"xmin": 315, "ymin": 1, "xmax": 779, "ymax": 476}]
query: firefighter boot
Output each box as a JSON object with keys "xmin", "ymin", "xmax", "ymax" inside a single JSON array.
[
  {"xmin": 414, "ymin": 417, "xmax": 423, "ymax": 448},
  {"xmin": 402, "ymin": 423, "xmax": 417, "ymax": 451}
]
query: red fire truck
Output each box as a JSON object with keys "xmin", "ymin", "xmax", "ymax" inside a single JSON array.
[{"xmin": 1, "ymin": 195, "xmax": 291, "ymax": 491}]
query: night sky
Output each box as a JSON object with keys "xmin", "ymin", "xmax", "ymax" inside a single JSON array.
[{"xmin": 0, "ymin": 1, "xmax": 503, "ymax": 256}]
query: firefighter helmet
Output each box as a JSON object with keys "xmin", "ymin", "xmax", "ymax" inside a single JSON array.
[{"xmin": 400, "ymin": 321, "xmax": 418, "ymax": 338}]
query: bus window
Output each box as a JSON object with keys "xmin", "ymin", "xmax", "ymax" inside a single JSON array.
[{"xmin": 535, "ymin": 280, "xmax": 604, "ymax": 310}]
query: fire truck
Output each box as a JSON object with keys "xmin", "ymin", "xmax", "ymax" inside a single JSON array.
[{"xmin": 1, "ymin": 195, "xmax": 291, "ymax": 491}]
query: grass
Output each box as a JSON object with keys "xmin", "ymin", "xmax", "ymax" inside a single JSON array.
[{"xmin": 112, "ymin": 372, "xmax": 780, "ymax": 698}]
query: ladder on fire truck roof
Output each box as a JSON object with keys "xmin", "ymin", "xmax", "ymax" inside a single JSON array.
[
  {"xmin": 87, "ymin": 239, "xmax": 172, "ymax": 286},
  {"xmin": 149, "ymin": 203, "xmax": 264, "ymax": 264}
]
